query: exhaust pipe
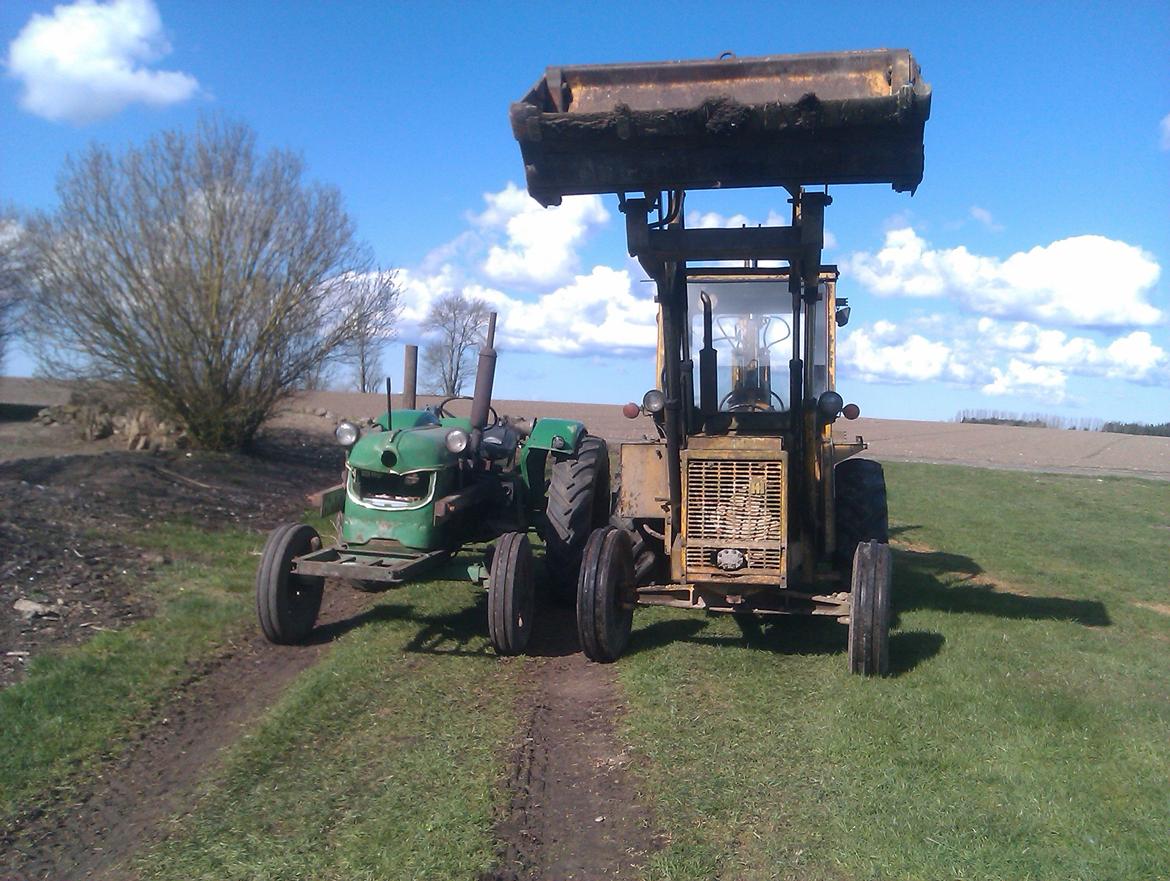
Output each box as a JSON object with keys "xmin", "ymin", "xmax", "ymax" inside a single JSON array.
[
  {"xmin": 402, "ymin": 344, "xmax": 418, "ymax": 410},
  {"xmin": 469, "ymin": 312, "xmax": 498, "ymax": 432},
  {"xmin": 699, "ymin": 291, "xmax": 717, "ymax": 416}
]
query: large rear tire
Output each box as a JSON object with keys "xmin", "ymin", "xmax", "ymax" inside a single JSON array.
[
  {"xmin": 488, "ymin": 532, "xmax": 535, "ymax": 656},
  {"xmin": 256, "ymin": 523, "xmax": 324, "ymax": 644},
  {"xmin": 545, "ymin": 435, "xmax": 611, "ymax": 602},
  {"xmin": 835, "ymin": 458, "xmax": 889, "ymax": 568},
  {"xmin": 577, "ymin": 526, "xmax": 635, "ymax": 663},
  {"xmin": 848, "ymin": 540, "xmax": 891, "ymax": 676}
]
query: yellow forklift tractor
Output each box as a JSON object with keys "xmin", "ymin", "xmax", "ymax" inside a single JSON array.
[{"xmin": 510, "ymin": 49, "xmax": 931, "ymax": 674}]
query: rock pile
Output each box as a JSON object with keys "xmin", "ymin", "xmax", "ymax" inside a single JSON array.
[{"xmin": 35, "ymin": 400, "xmax": 190, "ymax": 451}]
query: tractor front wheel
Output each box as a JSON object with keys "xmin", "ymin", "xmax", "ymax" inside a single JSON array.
[
  {"xmin": 545, "ymin": 435, "xmax": 611, "ymax": 603},
  {"xmin": 577, "ymin": 526, "xmax": 635, "ymax": 663},
  {"xmin": 488, "ymin": 532, "xmax": 535, "ymax": 656},
  {"xmin": 256, "ymin": 523, "xmax": 325, "ymax": 644},
  {"xmin": 834, "ymin": 459, "xmax": 889, "ymax": 569},
  {"xmin": 848, "ymin": 540, "xmax": 892, "ymax": 676}
]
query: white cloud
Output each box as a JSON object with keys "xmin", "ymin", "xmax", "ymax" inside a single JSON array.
[
  {"xmin": 840, "ymin": 314, "xmax": 1169, "ymax": 398},
  {"xmin": 849, "ymin": 227, "xmax": 1162, "ymax": 326},
  {"xmin": 389, "ymin": 183, "xmax": 659, "ymax": 358},
  {"xmin": 395, "ymin": 263, "xmax": 655, "ymax": 358},
  {"xmin": 6, "ymin": 0, "xmax": 198, "ymax": 125},
  {"xmin": 837, "ymin": 323, "xmax": 957, "ymax": 383},
  {"xmin": 982, "ymin": 359, "xmax": 1067, "ymax": 401},
  {"xmin": 969, "ymin": 206, "xmax": 1003, "ymax": 232},
  {"xmin": 1160, "ymin": 112, "xmax": 1170, "ymax": 150},
  {"xmin": 472, "ymin": 266, "xmax": 656, "ymax": 356},
  {"xmin": 476, "ymin": 182, "xmax": 608, "ymax": 288}
]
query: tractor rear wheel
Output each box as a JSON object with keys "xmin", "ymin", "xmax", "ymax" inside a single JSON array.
[
  {"xmin": 848, "ymin": 540, "xmax": 892, "ymax": 676},
  {"xmin": 256, "ymin": 523, "xmax": 325, "ymax": 644},
  {"xmin": 488, "ymin": 532, "xmax": 535, "ymax": 656},
  {"xmin": 545, "ymin": 435, "xmax": 611, "ymax": 603},
  {"xmin": 835, "ymin": 459, "xmax": 889, "ymax": 568},
  {"xmin": 577, "ymin": 526, "xmax": 635, "ymax": 663}
]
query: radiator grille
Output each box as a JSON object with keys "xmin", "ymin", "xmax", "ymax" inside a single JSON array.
[{"xmin": 685, "ymin": 457, "xmax": 785, "ymax": 577}]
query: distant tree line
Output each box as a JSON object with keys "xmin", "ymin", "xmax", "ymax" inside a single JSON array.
[
  {"xmin": 1100, "ymin": 421, "xmax": 1170, "ymax": 437},
  {"xmin": 955, "ymin": 410, "xmax": 1103, "ymax": 431},
  {"xmin": 956, "ymin": 410, "xmax": 1170, "ymax": 437}
]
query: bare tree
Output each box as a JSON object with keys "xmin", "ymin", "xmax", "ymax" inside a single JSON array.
[
  {"xmin": 0, "ymin": 207, "xmax": 28, "ymax": 372},
  {"xmin": 341, "ymin": 270, "xmax": 401, "ymax": 393},
  {"xmin": 420, "ymin": 293, "xmax": 491, "ymax": 396},
  {"xmin": 23, "ymin": 117, "xmax": 392, "ymax": 449}
]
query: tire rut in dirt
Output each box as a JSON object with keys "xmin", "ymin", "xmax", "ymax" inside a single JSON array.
[
  {"xmin": 0, "ymin": 586, "xmax": 373, "ymax": 881},
  {"xmin": 485, "ymin": 603, "xmax": 659, "ymax": 880}
]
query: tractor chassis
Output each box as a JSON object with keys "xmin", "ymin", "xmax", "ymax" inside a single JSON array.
[
  {"xmin": 632, "ymin": 584, "xmax": 851, "ymax": 622},
  {"xmin": 291, "ymin": 543, "xmax": 450, "ymax": 586}
]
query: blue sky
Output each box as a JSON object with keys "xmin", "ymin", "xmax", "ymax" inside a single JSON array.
[{"xmin": 2, "ymin": 0, "xmax": 1168, "ymax": 422}]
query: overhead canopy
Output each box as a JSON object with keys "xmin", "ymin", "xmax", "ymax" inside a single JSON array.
[{"xmin": 510, "ymin": 49, "xmax": 932, "ymax": 206}]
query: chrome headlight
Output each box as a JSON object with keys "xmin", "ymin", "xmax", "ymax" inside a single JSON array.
[
  {"xmin": 642, "ymin": 388, "xmax": 666, "ymax": 413},
  {"xmin": 445, "ymin": 428, "xmax": 469, "ymax": 454},
  {"xmin": 335, "ymin": 420, "xmax": 360, "ymax": 447}
]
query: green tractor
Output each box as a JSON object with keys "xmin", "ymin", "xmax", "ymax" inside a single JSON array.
[{"xmin": 256, "ymin": 314, "xmax": 610, "ymax": 655}]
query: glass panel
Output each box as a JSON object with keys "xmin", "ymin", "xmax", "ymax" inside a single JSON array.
[
  {"xmin": 810, "ymin": 281, "xmax": 831, "ymax": 398},
  {"xmin": 687, "ymin": 278, "xmax": 794, "ymax": 412}
]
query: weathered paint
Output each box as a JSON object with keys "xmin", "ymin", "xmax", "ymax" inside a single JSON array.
[
  {"xmin": 347, "ymin": 423, "xmax": 460, "ymax": 473},
  {"xmin": 525, "ymin": 417, "xmax": 586, "ymax": 453},
  {"xmin": 342, "ymin": 464, "xmax": 460, "ymax": 549},
  {"xmin": 373, "ymin": 408, "xmax": 441, "ymax": 431}
]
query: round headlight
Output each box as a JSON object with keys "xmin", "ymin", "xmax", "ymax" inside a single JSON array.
[
  {"xmin": 817, "ymin": 390, "xmax": 844, "ymax": 418},
  {"xmin": 445, "ymin": 428, "xmax": 469, "ymax": 454},
  {"xmin": 335, "ymin": 420, "xmax": 360, "ymax": 447},
  {"xmin": 642, "ymin": 388, "xmax": 666, "ymax": 413}
]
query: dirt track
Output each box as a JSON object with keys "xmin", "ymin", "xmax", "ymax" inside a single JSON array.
[{"xmin": 489, "ymin": 605, "xmax": 658, "ymax": 880}]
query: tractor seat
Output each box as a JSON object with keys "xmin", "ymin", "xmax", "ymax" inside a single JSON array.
[{"xmin": 480, "ymin": 425, "xmax": 519, "ymax": 460}]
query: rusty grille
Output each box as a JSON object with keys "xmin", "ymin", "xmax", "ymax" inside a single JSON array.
[{"xmin": 685, "ymin": 457, "xmax": 785, "ymax": 576}]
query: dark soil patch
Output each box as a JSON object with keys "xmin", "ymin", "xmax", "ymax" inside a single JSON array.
[
  {"xmin": 486, "ymin": 604, "xmax": 660, "ymax": 880},
  {"xmin": 0, "ymin": 585, "xmax": 374, "ymax": 881},
  {"xmin": 0, "ymin": 432, "xmax": 341, "ymax": 687}
]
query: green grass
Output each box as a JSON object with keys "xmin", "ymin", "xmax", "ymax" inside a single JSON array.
[
  {"xmin": 619, "ymin": 462, "xmax": 1170, "ymax": 881},
  {"xmin": 136, "ymin": 564, "xmax": 518, "ymax": 881},
  {"xmin": 7, "ymin": 461, "xmax": 1169, "ymax": 880},
  {"xmin": 0, "ymin": 522, "xmax": 261, "ymax": 820}
]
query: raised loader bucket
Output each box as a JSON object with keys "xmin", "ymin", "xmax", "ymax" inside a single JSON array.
[{"xmin": 510, "ymin": 49, "xmax": 931, "ymax": 206}]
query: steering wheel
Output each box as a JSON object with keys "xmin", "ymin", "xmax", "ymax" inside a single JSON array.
[
  {"xmin": 436, "ymin": 396, "xmax": 499, "ymax": 427},
  {"xmin": 720, "ymin": 389, "xmax": 786, "ymax": 412}
]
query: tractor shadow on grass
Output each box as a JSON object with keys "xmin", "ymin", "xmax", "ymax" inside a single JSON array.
[
  {"xmin": 890, "ymin": 525, "xmax": 1111, "ymax": 628},
  {"xmin": 398, "ymin": 589, "xmax": 584, "ymax": 660},
  {"xmin": 305, "ymin": 601, "xmax": 414, "ymax": 645},
  {"xmin": 624, "ymin": 615, "xmax": 945, "ymax": 677}
]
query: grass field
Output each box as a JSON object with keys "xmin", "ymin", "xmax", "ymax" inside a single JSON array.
[
  {"xmin": 620, "ymin": 463, "xmax": 1170, "ymax": 881},
  {"xmin": 0, "ymin": 521, "xmax": 257, "ymax": 819},
  {"xmin": 4, "ymin": 462, "xmax": 1168, "ymax": 879}
]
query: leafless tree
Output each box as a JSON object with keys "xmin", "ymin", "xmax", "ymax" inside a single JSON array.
[
  {"xmin": 0, "ymin": 207, "xmax": 28, "ymax": 372},
  {"xmin": 341, "ymin": 270, "xmax": 401, "ymax": 393},
  {"xmin": 420, "ymin": 292, "xmax": 491, "ymax": 396},
  {"xmin": 22, "ymin": 117, "xmax": 394, "ymax": 449}
]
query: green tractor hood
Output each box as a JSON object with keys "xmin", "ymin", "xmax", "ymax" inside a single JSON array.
[
  {"xmin": 347, "ymin": 410, "xmax": 463, "ymax": 474},
  {"xmin": 341, "ymin": 409, "xmax": 468, "ymax": 549}
]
